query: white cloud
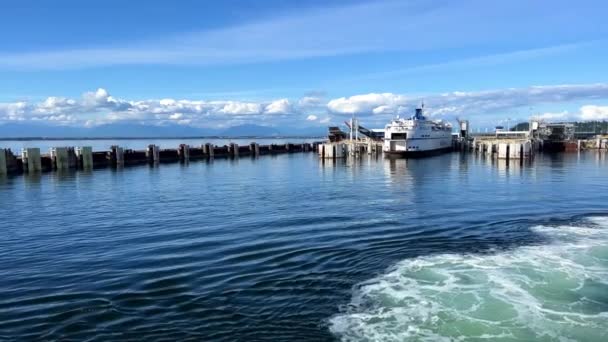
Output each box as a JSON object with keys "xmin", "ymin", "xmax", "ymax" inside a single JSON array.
[
  {"xmin": 169, "ymin": 113, "xmax": 184, "ymax": 120},
  {"xmin": 0, "ymin": 102, "xmax": 29, "ymax": 120},
  {"xmin": 219, "ymin": 102, "xmax": 262, "ymax": 115},
  {"xmin": 580, "ymin": 105, "xmax": 608, "ymax": 120},
  {"xmin": 327, "ymin": 84, "xmax": 608, "ymax": 119},
  {"xmin": 2, "ymin": 84, "xmax": 608, "ymax": 128},
  {"xmin": 264, "ymin": 99, "xmax": 292, "ymax": 114},
  {"xmin": 0, "ymin": 88, "xmax": 309, "ymax": 127},
  {"xmin": 299, "ymin": 96, "xmax": 324, "ymax": 108},
  {"xmin": 372, "ymin": 105, "xmax": 395, "ymax": 115},
  {"xmin": 328, "ymin": 93, "xmax": 409, "ymax": 115},
  {"xmin": 534, "ymin": 111, "xmax": 571, "ymax": 121}
]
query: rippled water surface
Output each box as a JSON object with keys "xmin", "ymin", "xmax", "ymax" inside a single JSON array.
[{"xmin": 1, "ymin": 151, "xmax": 607, "ymax": 341}]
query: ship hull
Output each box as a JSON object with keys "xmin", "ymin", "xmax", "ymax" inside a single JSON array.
[
  {"xmin": 542, "ymin": 140, "xmax": 579, "ymax": 153},
  {"xmin": 384, "ymin": 146, "xmax": 453, "ymax": 158}
]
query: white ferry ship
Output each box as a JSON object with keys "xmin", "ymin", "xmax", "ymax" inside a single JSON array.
[{"xmin": 383, "ymin": 105, "xmax": 453, "ymax": 157}]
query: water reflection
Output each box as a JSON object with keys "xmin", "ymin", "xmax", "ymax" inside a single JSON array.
[{"xmin": 23, "ymin": 172, "xmax": 43, "ymax": 187}]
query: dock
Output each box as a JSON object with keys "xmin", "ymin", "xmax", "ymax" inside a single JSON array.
[
  {"xmin": 0, "ymin": 142, "xmax": 320, "ymax": 176},
  {"xmin": 317, "ymin": 141, "xmax": 383, "ymax": 159},
  {"xmin": 317, "ymin": 119, "xmax": 608, "ymax": 162}
]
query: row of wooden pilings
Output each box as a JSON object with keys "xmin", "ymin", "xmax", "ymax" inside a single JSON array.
[
  {"xmin": 317, "ymin": 141, "xmax": 383, "ymax": 159},
  {"xmin": 0, "ymin": 142, "xmax": 320, "ymax": 175},
  {"xmin": 469, "ymin": 139, "xmax": 539, "ymax": 160}
]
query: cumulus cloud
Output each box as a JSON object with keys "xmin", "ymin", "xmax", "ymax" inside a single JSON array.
[
  {"xmin": 0, "ymin": 88, "xmax": 306, "ymax": 127},
  {"xmin": 580, "ymin": 105, "xmax": 608, "ymax": 120},
  {"xmin": 326, "ymin": 84, "xmax": 608, "ymax": 119},
  {"xmin": 264, "ymin": 99, "xmax": 292, "ymax": 114},
  {"xmin": 219, "ymin": 102, "xmax": 262, "ymax": 115},
  {"xmin": 0, "ymin": 102, "xmax": 28, "ymax": 120},
  {"xmin": 529, "ymin": 106, "xmax": 608, "ymax": 122},
  {"xmin": 1, "ymin": 84, "xmax": 608, "ymax": 128},
  {"xmin": 534, "ymin": 111, "xmax": 571, "ymax": 121},
  {"xmin": 299, "ymin": 96, "xmax": 324, "ymax": 108},
  {"xmin": 328, "ymin": 93, "xmax": 410, "ymax": 115}
]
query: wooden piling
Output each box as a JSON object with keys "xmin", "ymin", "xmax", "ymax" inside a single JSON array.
[
  {"xmin": 0, "ymin": 149, "xmax": 7, "ymax": 174},
  {"xmin": 179, "ymin": 144, "xmax": 190, "ymax": 162},
  {"xmin": 250, "ymin": 143, "xmax": 260, "ymax": 156},
  {"xmin": 51, "ymin": 147, "xmax": 78, "ymax": 170},
  {"xmin": 110, "ymin": 146, "xmax": 124, "ymax": 167},
  {"xmin": 21, "ymin": 148, "xmax": 42, "ymax": 173},
  {"xmin": 76, "ymin": 147, "xmax": 93, "ymax": 169},
  {"xmin": 229, "ymin": 143, "xmax": 239, "ymax": 158},
  {"xmin": 147, "ymin": 145, "xmax": 160, "ymax": 163}
]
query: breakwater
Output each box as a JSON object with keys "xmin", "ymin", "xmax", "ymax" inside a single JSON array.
[{"xmin": 0, "ymin": 142, "xmax": 320, "ymax": 175}]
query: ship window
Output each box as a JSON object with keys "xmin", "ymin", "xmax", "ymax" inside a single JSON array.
[{"xmin": 391, "ymin": 133, "xmax": 407, "ymax": 140}]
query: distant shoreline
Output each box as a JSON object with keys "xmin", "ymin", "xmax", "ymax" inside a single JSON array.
[{"xmin": 0, "ymin": 136, "xmax": 324, "ymax": 141}]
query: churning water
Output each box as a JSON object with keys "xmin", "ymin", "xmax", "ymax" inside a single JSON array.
[
  {"xmin": 0, "ymin": 146, "xmax": 607, "ymax": 341},
  {"xmin": 330, "ymin": 217, "xmax": 608, "ymax": 341}
]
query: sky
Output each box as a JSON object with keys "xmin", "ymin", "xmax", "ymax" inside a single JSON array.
[{"xmin": 1, "ymin": 0, "xmax": 608, "ymax": 132}]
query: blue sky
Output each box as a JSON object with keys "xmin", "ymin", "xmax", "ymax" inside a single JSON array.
[{"xmin": 1, "ymin": 0, "xmax": 607, "ymax": 131}]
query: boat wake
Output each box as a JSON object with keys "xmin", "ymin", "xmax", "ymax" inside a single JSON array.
[{"xmin": 329, "ymin": 217, "xmax": 608, "ymax": 341}]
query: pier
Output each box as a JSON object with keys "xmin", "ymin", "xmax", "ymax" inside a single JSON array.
[
  {"xmin": 317, "ymin": 141, "xmax": 383, "ymax": 159},
  {"xmin": 317, "ymin": 118, "xmax": 608, "ymax": 162},
  {"xmin": 0, "ymin": 142, "xmax": 320, "ymax": 176},
  {"xmin": 3, "ymin": 122, "xmax": 607, "ymax": 176}
]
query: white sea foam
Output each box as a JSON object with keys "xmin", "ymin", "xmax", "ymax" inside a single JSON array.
[{"xmin": 330, "ymin": 217, "xmax": 608, "ymax": 341}]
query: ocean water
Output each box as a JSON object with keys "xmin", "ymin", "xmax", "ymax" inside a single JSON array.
[{"xmin": 0, "ymin": 150, "xmax": 607, "ymax": 341}]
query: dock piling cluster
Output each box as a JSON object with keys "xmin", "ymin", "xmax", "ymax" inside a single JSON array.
[
  {"xmin": 318, "ymin": 141, "xmax": 383, "ymax": 159},
  {"xmin": 453, "ymin": 137, "xmax": 541, "ymax": 161}
]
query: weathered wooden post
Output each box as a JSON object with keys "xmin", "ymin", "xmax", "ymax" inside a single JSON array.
[
  {"xmin": 0, "ymin": 149, "xmax": 7, "ymax": 175},
  {"xmin": 179, "ymin": 144, "xmax": 190, "ymax": 162},
  {"xmin": 51, "ymin": 147, "xmax": 78, "ymax": 170},
  {"xmin": 21, "ymin": 148, "xmax": 41, "ymax": 173},
  {"xmin": 250, "ymin": 143, "xmax": 260, "ymax": 156},
  {"xmin": 110, "ymin": 145, "xmax": 124, "ymax": 167},
  {"xmin": 76, "ymin": 147, "xmax": 93, "ymax": 169},
  {"xmin": 147, "ymin": 145, "xmax": 160, "ymax": 163},
  {"xmin": 229, "ymin": 143, "xmax": 239, "ymax": 158}
]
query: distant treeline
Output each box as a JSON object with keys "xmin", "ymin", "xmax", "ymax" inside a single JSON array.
[{"xmin": 511, "ymin": 121, "xmax": 608, "ymax": 133}]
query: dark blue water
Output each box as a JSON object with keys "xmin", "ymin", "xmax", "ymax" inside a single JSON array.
[{"xmin": 1, "ymin": 151, "xmax": 607, "ymax": 341}]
